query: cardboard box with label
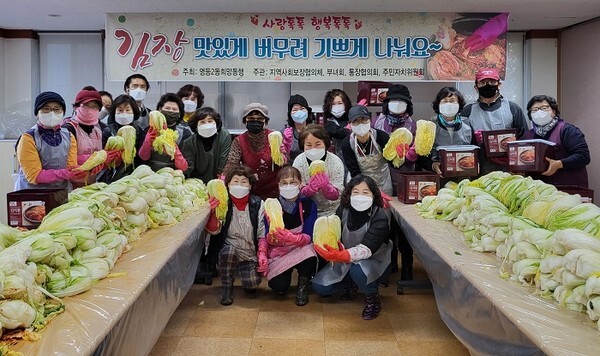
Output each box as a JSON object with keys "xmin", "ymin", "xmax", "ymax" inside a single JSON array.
[{"xmin": 7, "ymin": 189, "xmax": 68, "ymax": 228}]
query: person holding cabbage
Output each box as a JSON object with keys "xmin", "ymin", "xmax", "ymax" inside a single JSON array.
[
  {"xmin": 281, "ymin": 94, "xmax": 315, "ymax": 162},
  {"xmin": 98, "ymin": 94, "xmax": 145, "ymax": 183},
  {"xmin": 522, "ymin": 95, "xmax": 590, "ymax": 188},
  {"xmin": 292, "ymin": 124, "xmax": 344, "ymax": 218},
  {"xmin": 258, "ymin": 166, "xmax": 318, "ymax": 306},
  {"xmin": 138, "ymin": 93, "xmax": 190, "ymax": 172},
  {"xmin": 15, "ymin": 91, "xmax": 87, "ymax": 190},
  {"xmin": 205, "ymin": 165, "xmax": 265, "ymax": 306},
  {"xmin": 312, "ymin": 174, "xmax": 391, "ymax": 320},
  {"xmin": 224, "ymin": 102, "xmax": 285, "ymax": 200}
]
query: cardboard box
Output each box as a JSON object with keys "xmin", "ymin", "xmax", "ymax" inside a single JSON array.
[
  {"xmin": 397, "ymin": 172, "xmax": 441, "ymax": 204},
  {"xmin": 507, "ymin": 139, "xmax": 556, "ymax": 173},
  {"xmin": 438, "ymin": 145, "xmax": 480, "ymax": 178},
  {"xmin": 555, "ymin": 185, "xmax": 594, "ymax": 203},
  {"xmin": 482, "ymin": 129, "xmax": 517, "ymax": 158},
  {"xmin": 357, "ymin": 81, "xmax": 393, "ymax": 106},
  {"xmin": 7, "ymin": 189, "xmax": 68, "ymax": 228}
]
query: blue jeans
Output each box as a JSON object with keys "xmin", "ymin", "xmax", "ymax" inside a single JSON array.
[{"xmin": 312, "ymin": 264, "xmax": 380, "ymax": 296}]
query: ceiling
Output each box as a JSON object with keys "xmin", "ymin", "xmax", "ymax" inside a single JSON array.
[{"xmin": 0, "ymin": 0, "xmax": 599, "ymax": 32}]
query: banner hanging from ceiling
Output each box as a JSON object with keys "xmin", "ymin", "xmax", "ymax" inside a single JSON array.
[{"xmin": 106, "ymin": 12, "xmax": 508, "ymax": 82}]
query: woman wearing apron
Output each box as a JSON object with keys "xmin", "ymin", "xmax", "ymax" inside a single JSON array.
[
  {"xmin": 257, "ymin": 166, "xmax": 318, "ymax": 306},
  {"xmin": 138, "ymin": 93, "xmax": 190, "ymax": 172},
  {"xmin": 292, "ymin": 124, "xmax": 344, "ymax": 218},
  {"xmin": 15, "ymin": 91, "xmax": 87, "ymax": 191},
  {"xmin": 312, "ymin": 175, "xmax": 391, "ymax": 320}
]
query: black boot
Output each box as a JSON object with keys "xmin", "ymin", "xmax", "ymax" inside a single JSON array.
[
  {"xmin": 400, "ymin": 253, "xmax": 414, "ymax": 281},
  {"xmin": 295, "ymin": 276, "xmax": 310, "ymax": 306},
  {"xmin": 220, "ymin": 285, "xmax": 233, "ymax": 306},
  {"xmin": 362, "ymin": 293, "xmax": 381, "ymax": 320}
]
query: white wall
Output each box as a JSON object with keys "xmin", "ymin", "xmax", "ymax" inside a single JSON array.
[
  {"xmin": 526, "ymin": 38, "xmax": 558, "ymax": 99},
  {"xmin": 560, "ymin": 19, "xmax": 600, "ymax": 194}
]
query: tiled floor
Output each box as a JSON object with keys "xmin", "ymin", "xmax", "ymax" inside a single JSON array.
[{"xmin": 150, "ymin": 261, "xmax": 469, "ymax": 356}]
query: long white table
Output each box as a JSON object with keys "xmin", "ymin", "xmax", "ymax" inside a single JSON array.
[
  {"xmin": 13, "ymin": 207, "xmax": 208, "ymax": 356},
  {"xmin": 390, "ymin": 200, "xmax": 600, "ymax": 356}
]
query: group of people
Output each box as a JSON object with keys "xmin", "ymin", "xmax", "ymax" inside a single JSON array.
[{"xmin": 15, "ymin": 67, "xmax": 591, "ymax": 320}]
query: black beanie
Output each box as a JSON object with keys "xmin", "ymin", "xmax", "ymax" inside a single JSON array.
[
  {"xmin": 34, "ymin": 91, "xmax": 66, "ymax": 115},
  {"xmin": 288, "ymin": 94, "xmax": 310, "ymax": 113},
  {"xmin": 385, "ymin": 84, "xmax": 412, "ymax": 104}
]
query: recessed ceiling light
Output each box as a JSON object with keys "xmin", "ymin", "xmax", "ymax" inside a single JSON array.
[{"xmin": 48, "ymin": 14, "xmax": 61, "ymax": 18}]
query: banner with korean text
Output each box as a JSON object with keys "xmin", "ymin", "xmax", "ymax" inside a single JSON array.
[{"xmin": 106, "ymin": 13, "xmax": 508, "ymax": 82}]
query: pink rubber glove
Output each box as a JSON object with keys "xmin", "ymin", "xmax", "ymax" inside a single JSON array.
[
  {"xmin": 173, "ymin": 146, "xmax": 188, "ymax": 171},
  {"xmin": 257, "ymin": 238, "xmax": 269, "ymax": 274},
  {"xmin": 139, "ymin": 128, "xmax": 159, "ymax": 160},
  {"xmin": 36, "ymin": 169, "xmax": 73, "ymax": 184},
  {"xmin": 464, "ymin": 13, "xmax": 509, "ymax": 52},
  {"xmin": 357, "ymin": 99, "xmax": 367, "ymax": 106},
  {"xmin": 319, "ymin": 175, "xmax": 340, "ymax": 200},
  {"xmin": 381, "ymin": 192, "xmax": 393, "ymax": 209},
  {"xmin": 474, "ymin": 130, "xmax": 484, "ymax": 145},
  {"xmin": 106, "ymin": 150, "xmax": 122, "ymax": 166},
  {"xmin": 405, "ymin": 144, "xmax": 418, "ymax": 162},
  {"xmin": 282, "ymin": 128, "xmax": 293, "ymax": 154},
  {"xmin": 89, "ymin": 163, "xmax": 104, "ymax": 176},
  {"xmin": 273, "ymin": 227, "xmax": 310, "ymax": 247},
  {"xmin": 301, "ymin": 172, "xmax": 326, "ymax": 197},
  {"xmin": 279, "ymin": 143, "xmax": 289, "ymax": 164},
  {"xmin": 205, "ymin": 211, "xmax": 221, "ymax": 234},
  {"xmin": 395, "ymin": 143, "xmax": 408, "ymax": 158}
]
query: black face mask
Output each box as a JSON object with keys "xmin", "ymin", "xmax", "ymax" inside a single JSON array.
[
  {"xmin": 246, "ymin": 121, "xmax": 264, "ymax": 134},
  {"xmin": 161, "ymin": 110, "xmax": 180, "ymax": 127},
  {"xmin": 478, "ymin": 84, "xmax": 498, "ymax": 99}
]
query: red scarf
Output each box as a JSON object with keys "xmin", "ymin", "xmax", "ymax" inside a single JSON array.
[{"xmin": 230, "ymin": 194, "xmax": 249, "ymax": 211}]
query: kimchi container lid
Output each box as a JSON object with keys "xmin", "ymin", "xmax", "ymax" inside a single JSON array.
[
  {"xmin": 506, "ymin": 139, "xmax": 556, "ymax": 146},
  {"xmin": 437, "ymin": 145, "xmax": 480, "ymax": 151}
]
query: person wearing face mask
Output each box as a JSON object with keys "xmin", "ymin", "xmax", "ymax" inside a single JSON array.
[
  {"xmin": 181, "ymin": 107, "xmax": 232, "ymax": 183},
  {"xmin": 15, "ymin": 92, "xmax": 87, "ymax": 190},
  {"xmin": 323, "ymin": 89, "xmax": 352, "ymax": 159},
  {"xmin": 204, "ymin": 165, "xmax": 265, "ymax": 305},
  {"xmin": 461, "ymin": 68, "xmax": 528, "ymax": 175},
  {"xmin": 98, "ymin": 90, "xmax": 113, "ymax": 124},
  {"xmin": 423, "ymin": 87, "xmax": 475, "ymax": 177},
  {"xmin": 224, "ymin": 102, "xmax": 283, "ymax": 200},
  {"xmin": 98, "ymin": 94, "xmax": 144, "ymax": 183},
  {"xmin": 256, "ymin": 166, "xmax": 318, "ymax": 306},
  {"xmin": 176, "ymin": 84, "xmax": 204, "ymax": 124},
  {"xmin": 312, "ymin": 175, "xmax": 391, "ymax": 320},
  {"xmin": 138, "ymin": 93, "xmax": 191, "ymax": 172},
  {"xmin": 521, "ymin": 95, "xmax": 590, "ymax": 188},
  {"xmin": 124, "ymin": 74, "xmax": 151, "ymax": 130},
  {"xmin": 62, "ymin": 89, "xmax": 106, "ymax": 166},
  {"xmin": 292, "ymin": 124, "xmax": 344, "ymax": 218},
  {"xmin": 342, "ymin": 105, "xmax": 394, "ymax": 196},
  {"xmin": 282, "ymin": 94, "xmax": 314, "ymax": 162}
]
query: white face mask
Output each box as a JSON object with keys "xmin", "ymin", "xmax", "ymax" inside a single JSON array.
[
  {"xmin": 197, "ymin": 122, "xmax": 217, "ymax": 138},
  {"xmin": 115, "ymin": 113, "xmax": 134, "ymax": 126},
  {"xmin": 229, "ymin": 184, "xmax": 250, "ymax": 199},
  {"xmin": 129, "ymin": 88, "xmax": 146, "ymax": 101},
  {"xmin": 38, "ymin": 112, "xmax": 63, "ymax": 128},
  {"xmin": 439, "ymin": 103, "xmax": 460, "ymax": 118},
  {"xmin": 388, "ymin": 100, "xmax": 407, "ymax": 114},
  {"xmin": 279, "ymin": 184, "xmax": 300, "ymax": 200},
  {"xmin": 531, "ymin": 110, "xmax": 553, "ymax": 126},
  {"xmin": 305, "ymin": 148, "xmax": 326, "ymax": 161},
  {"xmin": 183, "ymin": 100, "xmax": 197, "ymax": 113},
  {"xmin": 331, "ymin": 104, "xmax": 345, "ymax": 118},
  {"xmin": 351, "ymin": 123, "xmax": 371, "ymax": 137},
  {"xmin": 98, "ymin": 106, "xmax": 109, "ymax": 121},
  {"xmin": 350, "ymin": 195, "xmax": 373, "ymax": 212}
]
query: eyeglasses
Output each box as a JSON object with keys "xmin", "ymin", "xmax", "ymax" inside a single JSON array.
[
  {"xmin": 40, "ymin": 106, "xmax": 64, "ymax": 114},
  {"xmin": 279, "ymin": 182, "xmax": 299, "ymax": 187},
  {"xmin": 476, "ymin": 79, "xmax": 499, "ymax": 87},
  {"xmin": 530, "ymin": 105, "xmax": 551, "ymax": 112}
]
